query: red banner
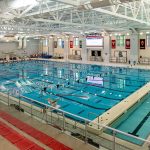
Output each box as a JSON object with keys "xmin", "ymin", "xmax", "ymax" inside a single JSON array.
[
  {"xmin": 125, "ymin": 39, "xmax": 130, "ymax": 49},
  {"xmin": 111, "ymin": 40, "xmax": 116, "ymax": 49},
  {"xmin": 140, "ymin": 39, "xmax": 145, "ymax": 49},
  {"xmin": 70, "ymin": 41, "xmax": 73, "ymax": 48}
]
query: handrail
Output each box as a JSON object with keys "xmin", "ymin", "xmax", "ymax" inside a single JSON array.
[{"xmin": 20, "ymin": 95, "xmax": 150, "ymax": 144}]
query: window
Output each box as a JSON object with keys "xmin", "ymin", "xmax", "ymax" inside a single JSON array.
[
  {"xmin": 57, "ymin": 38, "xmax": 62, "ymax": 47},
  {"xmin": 91, "ymin": 51, "xmax": 101, "ymax": 56},
  {"xmin": 74, "ymin": 37, "xmax": 79, "ymax": 46},
  {"xmin": 116, "ymin": 35, "xmax": 125, "ymax": 46},
  {"xmin": 97, "ymin": 51, "xmax": 101, "ymax": 56},
  {"xmin": 91, "ymin": 51, "xmax": 96, "ymax": 56},
  {"xmin": 116, "ymin": 36, "xmax": 120, "ymax": 46},
  {"xmin": 43, "ymin": 39, "xmax": 48, "ymax": 46},
  {"xmin": 146, "ymin": 34, "xmax": 150, "ymax": 47}
]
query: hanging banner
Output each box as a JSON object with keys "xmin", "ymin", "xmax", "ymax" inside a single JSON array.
[
  {"xmin": 62, "ymin": 41, "xmax": 64, "ymax": 48},
  {"xmin": 125, "ymin": 39, "xmax": 130, "ymax": 49},
  {"xmin": 111, "ymin": 40, "xmax": 116, "ymax": 49},
  {"xmin": 140, "ymin": 39, "xmax": 145, "ymax": 49},
  {"xmin": 70, "ymin": 41, "xmax": 73, "ymax": 48},
  {"xmin": 54, "ymin": 41, "xmax": 57, "ymax": 48},
  {"xmin": 79, "ymin": 40, "xmax": 82, "ymax": 48}
]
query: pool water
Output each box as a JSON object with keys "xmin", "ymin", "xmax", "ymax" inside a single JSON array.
[
  {"xmin": 108, "ymin": 93, "xmax": 150, "ymax": 145},
  {"xmin": 0, "ymin": 60, "xmax": 150, "ymax": 144}
]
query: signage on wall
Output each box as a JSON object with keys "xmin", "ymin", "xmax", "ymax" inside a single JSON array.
[
  {"xmin": 140, "ymin": 39, "xmax": 145, "ymax": 49},
  {"xmin": 111, "ymin": 40, "xmax": 116, "ymax": 49},
  {"xmin": 86, "ymin": 36, "xmax": 103, "ymax": 47},
  {"xmin": 125, "ymin": 39, "xmax": 130, "ymax": 49},
  {"xmin": 54, "ymin": 41, "xmax": 57, "ymax": 48},
  {"xmin": 70, "ymin": 41, "xmax": 73, "ymax": 48},
  {"xmin": 79, "ymin": 40, "xmax": 82, "ymax": 48}
]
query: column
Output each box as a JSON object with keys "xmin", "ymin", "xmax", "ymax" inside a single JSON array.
[
  {"xmin": 81, "ymin": 35, "xmax": 87, "ymax": 63},
  {"xmin": 130, "ymin": 33, "xmax": 139, "ymax": 64},
  {"xmin": 103, "ymin": 35, "xmax": 111, "ymax": 63},
  {"xmin": 48, "ymin": 37, "xmax": 54, "ymax": 56},
  {"xmin": 64, "ymin": 36, "xmax": 69, "ymax": 61}
]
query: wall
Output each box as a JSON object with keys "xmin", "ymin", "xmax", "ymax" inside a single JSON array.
[
  {"xmin": 111, "ymin": 33, "xmax": 150, "ymax": 60},
  {"xmin": 111, "ymin": 35, "xmax": 130, "ymax": 61},
  {"xmin": 139, "ymin": 34, "xmax": 150, "ymax": 58},
  {"xmin": 47, "ymin": 35, "xmax": 104, "ymax": 60},
  {"xmin": 0, "ymin": 38, "xmax": 40, "ymax": 58},
  {"xmin": 69, "ymin": 36, "xmax": 83, "ymax": 55},
  {"xmin": 53, "ymin": 37, "xmax": 64, "ymax": 56}
]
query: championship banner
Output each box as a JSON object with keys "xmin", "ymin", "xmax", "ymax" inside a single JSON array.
[
  {"xmin": 111, "ymin": 40, "xmax": 116, "ymax": 49},
  {"xmin": 79, "ymin": 40, "xmax": 82, "ymax": 48},
  {"xmin": 125, "ymin": 39, "xmax": 130, "ymax": 49},
  {"xmin": 140, "ymin": 39, "xmax": 145, "ymax": 49},
  {"xmin": 54, "ymin": 41, "xmax": 57, "ymax": 48},
  {"xmin": 70, "ymin": 41, "xmax": 73, "ymax": 48}
]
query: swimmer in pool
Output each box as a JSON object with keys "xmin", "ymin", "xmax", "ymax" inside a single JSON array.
[
  {"xmin": 56, "ymin": 84, "xmax": 59, "ymax": 89},
  {"xmin": 43, "ymin": 87, "xmax": 47, "ymax": 92}
]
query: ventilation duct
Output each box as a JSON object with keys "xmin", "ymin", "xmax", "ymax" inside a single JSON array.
[{"xmin": 78, "ymin": 0, "xmax": 139, "ymax": 10}]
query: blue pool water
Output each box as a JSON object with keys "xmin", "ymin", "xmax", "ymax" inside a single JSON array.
[
  {"xmin": 0, "ymin": 60, "xmax": 150, "ymax": 144},
  {"xmin": 108, "ymin": 93, "xmax": 150, "ymax": 145}
]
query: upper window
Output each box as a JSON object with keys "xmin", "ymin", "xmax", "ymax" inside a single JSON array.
[
  {"xmin": 116, "ymin": 35, "xmax": 125, "ymax": 46},
  {"xmin": 146, "ymin": 34, "xmax": 150, "ymax": 47},
  {"xmin": 57, "ymin": 38, "xmax": 62, "ymax": 47},
  {"xmin": 74, "ymin": 37, "xmax": 79, "ymax": 46},
  {"xmin": 43, "ymin": 39, "xmax": 48, "ymax": 46}
]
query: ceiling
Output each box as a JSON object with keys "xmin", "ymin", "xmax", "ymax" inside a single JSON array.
[{"xmin": 0, "ymin": 0, "xmax": 150, "ymax": 36}]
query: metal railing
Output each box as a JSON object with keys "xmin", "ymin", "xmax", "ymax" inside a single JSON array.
[{"xmin": 0, "ymin": 91, "xmax": 150, "ymax": 150}]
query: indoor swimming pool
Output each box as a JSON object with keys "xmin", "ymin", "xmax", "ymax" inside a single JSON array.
[{"xmin": 0, "ymin": 60, "xmax": 150, "ymax": 145}]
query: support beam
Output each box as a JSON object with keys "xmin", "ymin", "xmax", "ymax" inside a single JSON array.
[
  {"xmin": 31, "ymin": 18, "xmax": 101, "ymax": 29},
  {"xmin": 49, "ymin": 0, "xmax": 79, "ymax": 6},
  {"xmin": 94, "ymin": 7, "xmax": 150, "ymax": 25},
  {"xmin": 19, "ymin": 5, "xmax": 37, "ymax": 17}
]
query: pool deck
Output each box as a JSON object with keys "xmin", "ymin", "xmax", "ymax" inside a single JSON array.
[
  {"xmin": 32, "ymin": 58, "xmax": 150, "ymax": 70},
  {"xmin": 0, "ymin": 103, "xmax": 106, "ymax": 150}
]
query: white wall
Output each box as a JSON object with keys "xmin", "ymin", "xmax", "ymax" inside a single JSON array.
[
  {"xmin": 139, "ymin": 34, "xmax": 150, "ymax": 58},
  {"xmin": 110, "ymin": 33, "xmax": 150, "ymax": 61},
  {"xmin": 111, "ymin": 35, "xmax": 130, "ymax": 61},
  {"xmin": 0, "ymin": 38, "xmax": 40, "ymax": 58}
]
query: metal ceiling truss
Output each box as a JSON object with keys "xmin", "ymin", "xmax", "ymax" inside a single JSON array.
[
  {"xmin": 0, "ymin": 0, "xmax": 150, "ymax": 35},
  {"xmin": 94, "ymin": 0, "xmax": 150, "ymax": 25}
]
